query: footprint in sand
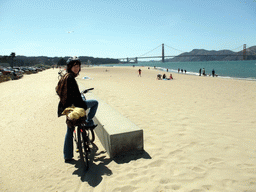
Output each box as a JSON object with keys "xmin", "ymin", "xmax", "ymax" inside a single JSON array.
[
  {"xmin": 148, "ymin": 159, "xmax": 165, "ymax": 167},
  {"xmin": 168, "ymin": 149, "xmax": 183, "ymax": 157},
  {"xmin": 130, "ymin": 178, "xmax": 141, "ymax": 186},
  {"xmin": 190, "ymin": 190, "xmax": 204, "ymax": 192},
  {"xmin": 237, "ymin": 163, "xmax": 256, "ymax": 174},
  {"xmin": 159, "ymin": 178, "xmax": 170, "ymax": 184},
  {"xmin": 171, "ymin": 184, "xmax": 181, "ymax": 190},
  {"xmin": 192, "ymin": 166, "xmax": 205, "ymax": 173},
  {"xmin": 113, "ymin": 185, "xmax": 138, "ymax": 192},
  {"xmin": 222, "ymin": 179, "xmax": 238, "ymax": 187},
  {"xmin": 247, "ymin": 178, "xmax": 256, "ymax": 186},
  {"xmin": 202, "ymin": 185, "xmax": 212, "ymax": 190},
  {"xmin": 237, "ymin": 163, "xmax": 255, "ymax": 169},
  {"xmin": 159, "ymin": 184, "xmax": 181, "ymax": 191},
  {"xmin": 126, "ymin": 172, "xmax": 138, "ymax": 179},
  {"xmin": 204, "ymin": 158, "xmax": 223, "ymax": 165}
]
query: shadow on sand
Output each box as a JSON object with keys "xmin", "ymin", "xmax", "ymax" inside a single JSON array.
[{"xmin": 72, "ymin": 143, "xmax": 151, "ymax": 187}]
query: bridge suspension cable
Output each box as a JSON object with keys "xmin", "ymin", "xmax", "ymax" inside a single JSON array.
[
  {"xmin": 230, "ymin": 45, "xmax": 243, "ymax": 52},
  {"xmin": 165, "ymin": 44, "xmax": 185, "ymax": 53},
  {"xmin": 139, "ymin": 44, "xmax": 162, "ymax": 57}
]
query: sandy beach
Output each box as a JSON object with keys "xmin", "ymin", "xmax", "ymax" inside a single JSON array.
[{"xmin": 1, "ymin": 66, "xmax": 256, "ymax": 192}]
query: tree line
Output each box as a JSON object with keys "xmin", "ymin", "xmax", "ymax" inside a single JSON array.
[{"xmin": 1, "ymin": 54, "xmax": 119, "ymax": 67}]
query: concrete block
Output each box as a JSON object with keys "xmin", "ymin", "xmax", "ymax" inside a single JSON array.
[{"xmin": 86, "ymin": 94, "xmax": 144, "ymax": 158}]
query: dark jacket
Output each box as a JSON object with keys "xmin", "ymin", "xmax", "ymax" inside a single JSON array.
[{"xmin": 57, "ymin": 73, "xmax": 87, "ymax": 117}]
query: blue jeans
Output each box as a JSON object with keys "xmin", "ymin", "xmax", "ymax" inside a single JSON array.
[
  {"xmin": 63, "ymin": 99, "xmax": 98, "ymax": 159},
  {"xmin": 85, "ymin": 99, "xmax": 98, "ymax": 127}
]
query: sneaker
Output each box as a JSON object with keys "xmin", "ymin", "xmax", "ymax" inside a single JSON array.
[{"xmin": 86, "ymin": 120, "xmax": 97, "ymax": 128}]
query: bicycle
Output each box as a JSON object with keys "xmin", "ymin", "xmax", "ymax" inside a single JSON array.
[{"xmin": 68, "ymin": 88, "xmax": 97, "ymax": 170}]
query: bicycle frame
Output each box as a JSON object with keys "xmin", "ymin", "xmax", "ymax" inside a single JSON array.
[{"xmin": 72, "ymin": 88, "xmax": 96, "ymax": 170}]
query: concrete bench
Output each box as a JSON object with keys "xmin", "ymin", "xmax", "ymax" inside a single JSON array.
[{"xmin": 86, "ymin": 94, "xmax": 144, "ymax": 158}]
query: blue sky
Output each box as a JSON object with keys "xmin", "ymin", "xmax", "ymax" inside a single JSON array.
[{"xmin": 1, "ymin": 0, "xmax": 255, "ymax": 59}]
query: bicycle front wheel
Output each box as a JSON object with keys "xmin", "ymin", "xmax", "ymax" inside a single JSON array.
[{"xmin": 88, "ymin": 128, "xmax": 95, "ymax": 143}]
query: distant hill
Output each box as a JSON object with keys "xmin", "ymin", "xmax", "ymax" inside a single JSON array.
[{"xmin": 166, "ymin": 46, "xmax": 256, "ymax": 62}]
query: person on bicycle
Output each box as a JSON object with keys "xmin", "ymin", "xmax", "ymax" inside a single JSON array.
[{"xmin": 56, "ymin": 56, "xmax": 98, "ymax": 163}]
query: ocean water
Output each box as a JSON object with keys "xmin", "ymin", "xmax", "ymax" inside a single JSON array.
[{"xmin": 105, "ymin": 60, "xmax": 256, "ymax": 81}]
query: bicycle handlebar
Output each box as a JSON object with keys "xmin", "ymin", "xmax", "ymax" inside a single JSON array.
[{"xmin": 81, "ymin": 88, "xmax": 94, "ymax": 94}]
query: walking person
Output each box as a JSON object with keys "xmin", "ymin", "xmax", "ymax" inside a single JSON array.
[
  {"xmin": 199, "ymin": 68, "xmax": 201, "ymax": 76},
  {"xmin": 202, "ymin": 68, "xmax": 206, "ymax": 76},
  {"xmin": 212, "ymin": 69, "xmax": 215, "ymax": 77},
  {"xmin": 56, "ymin": 56, "xmax": 98, "ymax": 163},
  {"xmin": 138, "ymin": 69, "xmax": 142, "ymax": 77}
]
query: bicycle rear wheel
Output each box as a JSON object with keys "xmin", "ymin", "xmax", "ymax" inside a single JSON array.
[
  {"xmin": 78, "ymin": 127, "xmax": 89, "ymax": 170},
  {"xmin": 73, "ymin": 129, "xmax": 79, "ymax": 153}
]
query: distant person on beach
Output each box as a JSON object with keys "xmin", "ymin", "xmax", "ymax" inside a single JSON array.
[
  {"xmin": 199, "ymin": 68, "xmax": 201, "ymax": 76},
  {"xmin": 56, "ymin": 56, "xmax": 98, "ymax": 163},
  {"xmin": 163, "ymin": 74, "xmax": 166, "ymax": 79},
  {"xmin": 203, "ymin": 68, "xmax": 206, "ymax": 76},
  {"xmin": 212, "ymin": 69, "xmax": 215, "ymax": 77},
  {"xmin": 178, "ymin": 68, "xmax": 180, "ymax": 73},
  {"xmin": 164, "ymin": 74, "xmax": 173, "ymax": 80},
  {"xmin": 157, "ymin": 73, "xmax": 162, "ymax": 80},
  {"xmin": 138, "ymin": 69, "xmax": 142, "ymax": 77}
]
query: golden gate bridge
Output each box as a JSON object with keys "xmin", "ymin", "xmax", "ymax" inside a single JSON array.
[{"xmin": 118, "ymin": 44, "xmax": 248, "ymax": 63}]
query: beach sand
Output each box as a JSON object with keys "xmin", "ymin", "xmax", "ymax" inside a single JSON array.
[{"xmin": 1, "ymin": 66, "xmax": 256, "ymax": 192}]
